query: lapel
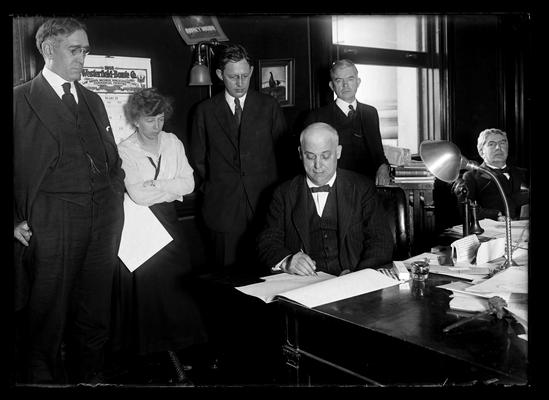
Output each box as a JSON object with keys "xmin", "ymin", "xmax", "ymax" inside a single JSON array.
[
  {"xmin": 26, "ymin": 73, "xmax": 74, "ymax": 141},
  {"xmin": 211, "ymin": 93, "xmax": 239, "ymax": 151},
  {"xmin": 335, "ymin": 170, "xmax": 355, "ymax": 246},
  {"xmin": 329, "ymin": 101, "xmax": 346, "ymax": 120},
  {"xmin": 291, "ymin": 176, "xmax": 311, "ymax": 253}
]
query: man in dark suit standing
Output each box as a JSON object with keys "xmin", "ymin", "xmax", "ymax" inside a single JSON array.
[
  {"xmin": 13, "ymin": 18, "xmax": 125, "ymax": 384},
  {"xmin": 191, "ymin": 43, "xmax": 287, "ymax": 272},
  {"xmin": 257, "ymin": 122, "xmax": 393, "ymax": 276},
  {"xmin": 304, "ymin": 59, "xmax": 390, "ymax": 185}
]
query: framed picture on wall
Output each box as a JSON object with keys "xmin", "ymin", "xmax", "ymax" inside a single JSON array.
[{"xmin": 258, "ymin": 58, "xmax": 295, "ymax": 107}]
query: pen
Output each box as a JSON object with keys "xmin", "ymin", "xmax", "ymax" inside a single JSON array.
[
  {"xmin": 300, "ymin": 248, "xmax": 317, "ymax": 276},
  {"xmin": 442, "ymin": 310, "xmax": 491, "ymax": 333}
]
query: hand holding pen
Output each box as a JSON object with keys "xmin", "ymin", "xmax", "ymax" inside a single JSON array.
[{"xmin": 284, "ymin": 249, "xmax": 318, "ymax": 276}]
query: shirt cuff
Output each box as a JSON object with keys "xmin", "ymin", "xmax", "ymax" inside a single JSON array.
[{"xmin": 271, "ymin": 254, "xmax": 292, "ymax": 273}]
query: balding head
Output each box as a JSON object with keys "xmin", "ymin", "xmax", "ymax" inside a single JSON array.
[{"xmin": 299, "ymin": 123, "xmax": 342, "ymax": 185}]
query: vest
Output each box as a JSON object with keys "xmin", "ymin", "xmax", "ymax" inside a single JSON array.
[
  {"xmin": 307, "ymin": 188, "xmax": 342, "ymax": 275},
  {"xmin": 333, "ymin": 108, "xmax": 372, "ymax": 178},
  {"xmin": 39, "ymin": 91, "xmax": 110, "ymax": 204}
]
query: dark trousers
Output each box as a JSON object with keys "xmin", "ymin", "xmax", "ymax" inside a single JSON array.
[
  {"xmin": 18, "ymin": 190, "xmax": 123, "ymax": 383},
  {"xmin": 208, "ymin": 201, "xmax": 257, "ymax": 272}
]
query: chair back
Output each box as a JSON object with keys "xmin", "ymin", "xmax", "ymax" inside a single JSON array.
[{"xmin": 376, "ymin": 185, "xmax": 411, "ymax": 260}]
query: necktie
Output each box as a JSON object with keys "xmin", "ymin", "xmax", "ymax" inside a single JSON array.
[
  {"xmin": 347, "ymin": 104, "xmax": 356, "ymax": 119},
  {"xmin": 234, "ymin": 97, "xmax": 242, "ymax": 127},
  {"xmin": 310, "ymin": 184, "xmax": 331, "ymax": 193},
  {"xmin": 147, "ymin": 155, "xmax": 162, "ymax": 180},
  {"xmin": 62, "ymin": 82, "xmax": 77, "ymax": 116}
]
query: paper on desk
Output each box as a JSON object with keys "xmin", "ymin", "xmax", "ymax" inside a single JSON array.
[
  {"xmin": 476, "ymin": 218, "xmax": 529, "ymax": 243},
  {"xmin": 237, "ymin": 268, "xmax": 400, "ymax": 308},
  {"xmin": 118, "ymin": 194, "xmax": 173, "ymax": 272},
  {"xmin": 466, "ymin": 266, "xmax": 528, "ymax": 294},
  {"xmin": 279, "ymin": 268, "xmax": 400, "ymax": 308},
  {"xmin": 235, "ymin": 272, "xmax": 336, "ymax": 303},
  {"xmin": 451, "ymin": 234, "xmax": 480, "ymax": 263},
  {"xmin": 449, "ymin": 294, "xmax": 490, "ymax": 312},
  {"xmin": 476, "ymin": 237, "xmax": 505, "ymax": 264}
]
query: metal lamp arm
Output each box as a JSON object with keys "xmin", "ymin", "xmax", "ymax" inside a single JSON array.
[{"xmin": 467, "ymin": 163, "xmax": 513, "ymax": 268}]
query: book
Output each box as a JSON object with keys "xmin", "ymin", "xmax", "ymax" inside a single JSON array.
[
  {"xmin": 235, "ymin": 268, "xmax": 401, "ymax": 308},
  {"xmin": 393, "ymin": 169, "xmax": 433, "ymax": 177},
  {"xmin": 392, "ymin": 176, "xmax": 435, "ymax": 183}
]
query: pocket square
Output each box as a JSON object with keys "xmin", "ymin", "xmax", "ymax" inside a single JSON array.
[{"xmin": 352, "ymin": 133, "xmax": 364, "ymax": 138}]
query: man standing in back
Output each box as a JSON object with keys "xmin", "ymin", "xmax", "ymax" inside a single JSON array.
[
  {"xmin": 191, "ymin": 43, "xmax": 287, "ymax": 273},
  {"xmin": 304, "ymin": 59, "xmax": 390, "ymax": 185}
]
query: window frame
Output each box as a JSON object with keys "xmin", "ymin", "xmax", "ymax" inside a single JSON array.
[{"xmin": 330, "ymin": 15, "xmax": 450, "ymax": 146}]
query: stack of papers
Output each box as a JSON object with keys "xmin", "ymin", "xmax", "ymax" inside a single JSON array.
[
  {"xmin": 446, "ymin": 219, "xmax": 529, "ymax": 248},
  {"xmin": 437, "ymin": 266, "xmax": 528, "ymax": 337}
]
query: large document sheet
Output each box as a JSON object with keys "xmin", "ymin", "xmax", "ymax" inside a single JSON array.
[
  {"xmin": 236, "ymin": 268, "xmax": 400, "ymax": 308},
  {"xmin": 118, "ymin": 194, "xmax": 173, "ymax": 272}
]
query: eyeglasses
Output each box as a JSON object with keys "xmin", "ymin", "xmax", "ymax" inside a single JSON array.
[
  {"xmin": 69, "ymin": 47, "xmax": 91, "ymax": 56},
  {"xmin": 485, "ymin": 140, "xmax": 508, "ymax": 149}
]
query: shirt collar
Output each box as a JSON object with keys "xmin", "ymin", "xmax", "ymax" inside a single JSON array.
[
  {"xmin": 42, "ymin": 67, "xmax": 78, "ymax": 102},
  {"xmin": 307, "ymin": 172, "xmax": 337, "ymax": 189},
  {"xmin": 335, "ymin": 98, "xmax": 357, "ymax": 115},
  {"xmin": 225, "ymin": 91, "xmax": 247, "ymax": 109},
  {"xmin": 485, "ymin": 162, "xmax": 507, "ymax": 170}
]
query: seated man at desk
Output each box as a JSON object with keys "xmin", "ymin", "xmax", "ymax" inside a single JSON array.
[
  {"xmin": 257, "ymin": 122, "xmax": 393, "ymax": 276},
  {"xmin": 453, "ymin": 128, "xmax": 529, "ymax": 221}
]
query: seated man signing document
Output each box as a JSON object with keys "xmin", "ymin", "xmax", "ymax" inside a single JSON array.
[{"xmin": 257, "ymin": 122, "xmax": 393, "ymax": 276}]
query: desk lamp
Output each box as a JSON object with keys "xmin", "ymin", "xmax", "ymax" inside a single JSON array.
[{"xmin": 419, "ymin": 140, "xmax": 513, "ymax": 271}]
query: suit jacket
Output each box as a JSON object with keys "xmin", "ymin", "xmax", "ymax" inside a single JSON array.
[
  {"xmin": 13, "ymin": 72, "xmax": 125, "ymax": 309},
  {"xmin": 304, "ymin": 101, "xmax": 388, "ymax": 177},
  {"xmin": 257, "ymin": 168, "xmax": 394, "ymax": 272},
  {"xmin": 463, "ymin": 162, "xmax": 529, "ymax": 220},
  {"xmin": 191, "ymin": 89, "xmax": 287, "ymax": 232}
]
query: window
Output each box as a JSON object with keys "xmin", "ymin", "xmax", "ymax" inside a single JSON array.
[{"xmin": 332, "ymin": 15, "xmax": 443, "ymax": 154}]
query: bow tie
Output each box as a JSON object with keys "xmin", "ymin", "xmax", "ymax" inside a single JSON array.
[{"xmin": 310, "ymin": 184, "xmax": 331, "ymax": 193}]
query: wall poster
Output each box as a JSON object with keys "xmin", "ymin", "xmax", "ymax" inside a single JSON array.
[{"xmin": 80, "ymin": 55, "xmax": 152, "ymax": 144}]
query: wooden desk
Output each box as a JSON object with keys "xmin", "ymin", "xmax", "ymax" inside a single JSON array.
[{"xmin": 277, "ymin": 273, "xmax": 527, "ymax": 386}]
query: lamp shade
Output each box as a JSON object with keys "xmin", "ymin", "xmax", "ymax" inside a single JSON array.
[
  {"xmin": 189, "ymin": 64, "xmax": 212, "ymax": 86},
  {"xmin": 419, "ymin": 140, "xmax": 472, "ymax": 183}
]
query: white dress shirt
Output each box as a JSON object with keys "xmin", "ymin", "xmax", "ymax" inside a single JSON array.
[
  {"xmin": 307, "ymin": 172, "xmax": 337, "ymax": 217},
  {"xmin": 224, "ymin": 91, "xmax": 247, "ymax": 114},
  {"xmin": 42, "ymin": 67, "xmax": 79, "ymax": 104},
  {"xmin": 335, "ymin": 98, "xmax": 357, "ymax": 116}
]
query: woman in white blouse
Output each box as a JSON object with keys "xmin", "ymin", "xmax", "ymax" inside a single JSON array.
[{"xmin": 112, "ymin": 88, "xmax": 207, "ymax": 384}]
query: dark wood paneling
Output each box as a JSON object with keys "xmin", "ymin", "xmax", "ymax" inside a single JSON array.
[{"xmin": 449, "ymin": 15, "xmax": 501, "ymax": 162}]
